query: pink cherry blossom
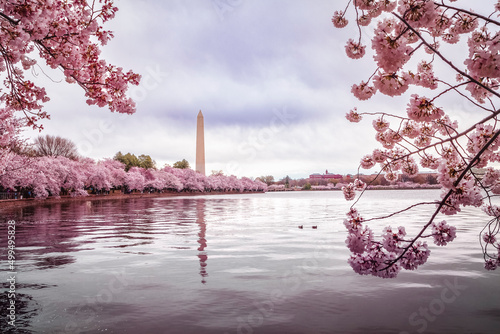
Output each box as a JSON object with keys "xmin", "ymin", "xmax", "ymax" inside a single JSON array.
[
  {"xmin": 373, "ymin": 71, "xmax": 411, "ymax": 96},
  {"xmin": 485, "ymin": 259, "xmax": 498, "ymax": 271},
  {"xmin": 354, "ymin": 178, "xmax": 366, "ymax": 191},
  {"xmin": 431, "ymin": 220, "xmax": 457, "ymax": 246},
  {"xmin": 483, "ymin": 205, "xmax": 500, "ymax": 218},
  {"xmin": 402, "ymin": 158, "xmax": 419, "ymax": 176},
  {"xmin": 451, "ymin": 13, "xmax": 479, "ymax": 34},
  {"xmin": 442, "ymin": 32, "xmax": 460, "ymax": 44},
  {"xmin": 406, "ymin": 94, "xmax": 444, "ymax": 122},
  {"xmin": 380, "ymin": 0, "xmax": 397, "ymax": 12},
  {"xmin": 412, "ymin": 61, "xmax": 438, "ymax": 89},
  {"xmin": 360, "ymin": 155, "xmax": 376, "ymax": 169},
  {"xmin": 372, "ymin": 18, "xmax": 413, "ymax": 72},
  {"xmin": 0, "ymin": 1, "xmax": 142, "ymax": 183},
  {"xmin": 332, "ymin": 11, "xmax": 348, "ymax": 28},
  {"xmin": 382, "ymin": 226, "xmax": 406, "ymax": 252},
  {"xmin": 344, "ymin": 223, "xmax": 373, "ymax": 254},
  {"xmin": 342, "ymin": 183, "xmax": 356, "ymax": 201},
  {"xmin": 375, "ymin": 129, "xmax": 401, "ymax": 149},
  {"xmin": 384, "ymin": 171, "xmax": 398, "ymax": 182},
  {"xmin": 483, "ymin": 232, "xmax": 497, "ymax": 245},
  {"xmin": 372, "ymin": 117, "xmax": 390, "ymax": 132},
  {"xmin": 345, "ymin": 108, "xmax": 363, "ymax": 123},
  {"xmin": 358, "ymin": 14, "xmax": 372, "ymax": 27},
  {"xmin": 420, "ymin": 154, "xmax": 439, "ymax": 169},
  {"xmin": 351, "ymin": 81, "xmax": 376, "ymax": 100},
  {"xmin": 397, "ymin": 0, "xmax": 439, "ymax": 29},
  {"xmin": 399, "ymin": 241, "xmax": 430, "ymax": 271},
  {"xmin": 372, "ymin": 149, "xmax": 387, "ymax": 163},
  {"xmin": 356, "ymin": 0, "xmax": 378, "ymax": 11},
  {"xmin": 345, "ymin": 39, "xmax": 366, "ymax": 59}
]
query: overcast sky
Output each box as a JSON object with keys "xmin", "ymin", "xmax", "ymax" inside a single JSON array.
[{"xmin": 23, "ymin": 0, "xmax": 482, "ymax": 180}]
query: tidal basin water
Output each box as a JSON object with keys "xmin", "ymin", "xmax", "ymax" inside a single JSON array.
[{"xmin": 1, "ymin": 190, "xmax": 500, "ymax": 334}]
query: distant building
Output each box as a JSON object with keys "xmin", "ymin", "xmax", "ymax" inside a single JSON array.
[{"xmin": 309, "ymin": 170, "xmax": 342, "ymax": 180}]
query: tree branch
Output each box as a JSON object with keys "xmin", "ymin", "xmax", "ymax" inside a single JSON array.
[
  {"xmin": 382, "ymin": 127, "xmax": 500, "ymax": 270},
  {"xmin": 393, "ymin": 12, "xmax": 500, "ymax": 100},
  {"xmin": 435, "ymin": 1, "xmax": 500, "ymax": 27}
]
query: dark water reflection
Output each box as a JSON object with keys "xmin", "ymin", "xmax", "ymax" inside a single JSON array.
[{"xmin": 0, "ymin": 191, "xmax": 500, "ymax": 333}]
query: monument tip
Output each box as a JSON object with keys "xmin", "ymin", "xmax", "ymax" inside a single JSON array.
[{"xmin": 198, "ymin": 110, "xmax": 203, "ymax": 117}]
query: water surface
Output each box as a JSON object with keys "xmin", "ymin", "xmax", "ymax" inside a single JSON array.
[{"xmin": 1, "ymin": 190, "xmax": 499, "ymax": 333}]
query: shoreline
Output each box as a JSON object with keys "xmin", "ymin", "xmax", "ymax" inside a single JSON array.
[
  {"xmin": 0, "ymin": 190, "xmax": 264, "ymax": 211},
  {"xmin": 0, "ymin": 187, "xmax": 442, "ymax": 211},
  {"xmin": 268, "ymin": 186, "xmax": 442, "ymax": 192}
]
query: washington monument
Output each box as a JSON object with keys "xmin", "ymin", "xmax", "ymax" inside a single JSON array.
[{"xmin": 196, "ymin": 110, "xmax": 205, "ymax": 175}]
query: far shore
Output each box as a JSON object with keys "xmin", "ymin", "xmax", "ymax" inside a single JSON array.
[
  {"xmin": 0, "ymin": 186, "xmax": 442, "ymax": 211},
  {"xmin": 268, "ymin": 185, "xmax": 441, "ymax": 192},
  {"xmin": 0, "ymin": 190, "xmax": 265, "ymax": 211}
]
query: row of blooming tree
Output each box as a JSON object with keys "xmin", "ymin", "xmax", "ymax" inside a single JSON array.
[
  {"xmin": 333, "ymin": 0, "xmax": 500, "ymax": 277},
  {"xmin": 0, "ymin": 154, "xmax": 267, "ymax": 199}
]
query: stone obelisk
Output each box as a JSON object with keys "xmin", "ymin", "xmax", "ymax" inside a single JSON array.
[{"xmin": 196, "ymin": 110, "xmax": 206, "ymax": 176}]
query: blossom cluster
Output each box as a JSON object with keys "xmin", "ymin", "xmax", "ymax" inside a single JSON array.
[
  {"xmin": 344, "ymin": 208, "xmax": 433, "ymax": 278},
  {"xmin": 341, "ymin": 179, "xmax": 366, "ymax": 201},
  {"xmin": 0, "ymin": 155, "xmax": 267, "ymax": 199},
  {"xmin": 335, "ymin": 0, "xmax": 500, "ymax": 103}
]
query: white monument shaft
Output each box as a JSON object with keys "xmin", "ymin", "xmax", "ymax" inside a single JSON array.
[{"xmin": 196, "ymin": 111, "xmax": 205, "ymax": 175}]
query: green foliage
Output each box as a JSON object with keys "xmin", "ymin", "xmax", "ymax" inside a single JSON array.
[
  {"xmin": 114, "ymin": 151, "xmax": 156, "ymax": 171},
  {"xmin": 303, "ymin": 182, "xmax": 312, "ymax": 190},
  {"xmin": 173, "ymin": 159, "xmax": 190, "ymax": 169},
  {"xmin": 138, "ymin": 154, "xmax": 156, "ymax": 170},
  {"xmin": 256, "ymin": 175, "xmax": 274, "ymax": 186}
]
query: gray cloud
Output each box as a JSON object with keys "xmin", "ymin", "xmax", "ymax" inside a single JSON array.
[{"xmin": 20, "ymin": 0, "xmax": 479, "ymax": 180}]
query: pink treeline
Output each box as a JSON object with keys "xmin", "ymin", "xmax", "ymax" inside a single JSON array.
[{"xmin": 0, "ymin": 154, "xmax": 267, "ymax": 199}]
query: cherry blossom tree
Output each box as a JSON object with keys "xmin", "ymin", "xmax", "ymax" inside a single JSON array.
[
  {"xmin": 153, "ymin": 168, "xmax": 183, "ymax": 192},
  {"xmin": 124, "ymin": 167, "xmax": 146, "ymax": 192},
  {"xmin": 0, "ymin": 0, "xmax": 140, "ymax": 177},
  {"xmin": 241, "ymin": 177, "xmax": 259, "ymax": 191},
  {"xmin": 206, "ymin": 174, "xmax": 224, "ymax": 191},
  {"xmin": 98, "ymin": 159, "xmax": 127, "ymax": 188},
  {"xmin": 63, "ymin": 157, "xmax": 89, "ymax": 196},
  {"xmin": 333, "ymin": 0, "xmax": 500, "ymax": 277},
  {"xmin": 180, "ymin": 168, "xmax": 206, "ymax": 192},
  {"xmin": 86, "ymin": 161, "xmax": 112, "ymax": 193},
  {"xmin": 0, "ymin": 151, "xmax": 30, "ymax": 191}
]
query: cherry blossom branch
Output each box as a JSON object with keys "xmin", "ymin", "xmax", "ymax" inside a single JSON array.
[
  {"xmin": 0, "ymin": 12, "xmax": 18, "ymax": 26},
  {"xmin": 393, "ymin": 12, "xmax": 500, "ymax": 100},
  {"xmin": 434, "ymin": 80, "xmax": 496, "ymax": 114},
  {"xmin": 353, "ymin": 0, "xmax": 363, "ymax": 45},
  {"xmin": 355, "ymin": 103, "xmax": 500, "ymax": 173},
  {"xmin": 435, "ymin": 1, "xmax": 500, "ymax": 27},
  {"xmin": 362, "ymin": 201, "xmax": 440, "ymax": 223},
  {"xmin": 382, "ymin": 127, "xmax": 500, "ymax": 270}
]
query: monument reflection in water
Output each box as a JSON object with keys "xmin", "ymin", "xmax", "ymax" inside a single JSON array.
[{"xmin": 196, "ymin": 199, "xmax": 208, "ymax": 284}]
